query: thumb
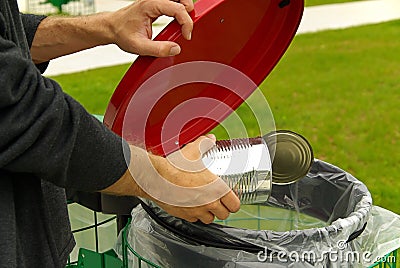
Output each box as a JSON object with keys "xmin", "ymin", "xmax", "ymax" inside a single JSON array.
[
  {"xmin": 195, "ymin": 135, "xmax": 217, "ymax": 156},
  {"xmin": 166, "ymin": 135, "xmax": 216, "ymax": 172},
  {"xmin": 135, "ymin": 38, "xmax": 181, "ymax": 57}
]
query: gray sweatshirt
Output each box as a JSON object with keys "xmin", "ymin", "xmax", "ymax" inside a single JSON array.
[{"xmin": 0, "ymin": 0, "xmax": 130, "ymax": 267}]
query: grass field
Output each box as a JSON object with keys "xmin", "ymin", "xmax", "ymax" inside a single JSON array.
[
  {"xmin": 262, "ymin": 20, "xmax": 400, "ymax": 214},
  {"xmin": 305, "ymin": 0, "xmax": 364, "ymax": 6},
  {"xmin": 51, "ymin": 20, "xmax": 400, "ymax": 216}
]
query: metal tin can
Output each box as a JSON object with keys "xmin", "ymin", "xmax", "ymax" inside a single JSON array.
[
  {"xmin": 263, "ymin": 130, "xmax": 314, "ymax": 185},
  {"xmin": 202, "ymin": 137, "xmax": 272, "ymax": 204}
]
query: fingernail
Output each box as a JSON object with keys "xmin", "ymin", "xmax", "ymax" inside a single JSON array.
[
  {"xmin": 187, "ymin": 32, "xmax": 192, "ymax": 40},
  {"xmin": 169, "ymin": 45, "xmax": 181, "ymax": 56}
]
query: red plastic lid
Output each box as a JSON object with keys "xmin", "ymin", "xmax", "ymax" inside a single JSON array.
[{"xmin": 104, "ymin": 0, "xmax": 303, "ymax": 156}]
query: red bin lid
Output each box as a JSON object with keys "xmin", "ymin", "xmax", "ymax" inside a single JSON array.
[{"xmin": 104, "ymin": 0, "xmax": 304, "ymax": 156}]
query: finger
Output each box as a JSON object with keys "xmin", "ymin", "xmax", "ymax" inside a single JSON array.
[
  {"xmin": 134, "ymin": 38, "xmax": 181, "ymax": 57},
  {"xmin": 221, "ymin": 191, "xmax": 241, "ymax": 213},
  {"xmin": 198, "ymin": 136, "xmax": 216, "ymax": 155},
  {"xmin": 209, "ymin": 200, "xmax": 231, "ymax": 220},
  {"xmin": 154, "ymin": 1, "xmax": 193, "ymax": 40},
  {"xmin": 171, "ymin": 0, "xmax": 194, "ymax": 12},
  {"xmin": 185, "ymin": 217, "xmax": 198, "ymax": 223},
  {"xmin": 194, "ymin": 135, "xmax": 216, "ymax": 154},
  {"xmin": 198, "ymin": 211, "xmax": 215, "ymax": 224},
  {"xmin": 181, "ymin": 135, "xmax": 215, "ymax": 159},
  {"xmin": 205, "ymin": 133, "xmax": 216, "ymax": 142},
  {"xmin": 167, "ymin": 134, "xmax": 219, "ymax": 172}
]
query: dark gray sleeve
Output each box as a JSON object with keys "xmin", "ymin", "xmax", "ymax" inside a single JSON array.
[
  {"xmin": 20, "ymin": 13, "xmax": 48, "ymax": 73},
  {"xmin": 0, "ymin": 25, "xmax": 131, "ymax": 192}
]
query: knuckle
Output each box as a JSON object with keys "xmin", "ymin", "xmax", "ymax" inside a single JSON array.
[
  {"xmin": 136, "ymin": 0, "xmax": 157, "ymax": 14},
  {"xmin": 207, "ymin": 202, "xmax": 218, "ymax": 210},
  {"xmin": 176, "ymin": 3, "xmax": 187, "ymax": 12},
  {"xmin": 135, "ymin": 0, "xmax": 147, "ymax": 9},
  {"xmin": 175, "ymin": 5, "xmax": 188, "ymax": 19},
  {"xmin": 156, "ymin": 44, "xmax": 164, "ymax": 57}
]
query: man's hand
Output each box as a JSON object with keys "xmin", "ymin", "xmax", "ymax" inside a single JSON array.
[
  {"xmin": 102, "ymin": 135, "xmax": 241, "ymax": 224},
  {"xmin": 149, "ymin": 135, "xmax": 241, "ymax": 223},
  {"xmin": 107, "ymin": 0, "xmax": 194, "ymax": 57},
  {"xmin": 31, "ymin": 0, "xmax": 194, "ymax": 62}
]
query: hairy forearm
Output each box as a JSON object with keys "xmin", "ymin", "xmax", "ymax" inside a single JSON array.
[
  {"xmin": 100, "ymin": 149, "xmax": 157, "ymax": 199},
  {"xmin": 100, "ymin": 146, "xmax": 170, "ymax": 200},
  {"xmin": 100, "ymin": 167, "xmax": 150, "ymax": 198},
  {"xmin": 30, "ymin": 13, "xmax": 113, "ymax": 63}
]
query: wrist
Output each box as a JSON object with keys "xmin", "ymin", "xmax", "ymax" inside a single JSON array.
[
  {"xmin": 100, "ymin": 147, "xmax": 151, "ymax": 198},
  {"xmin": 89, "ymin": 12, "xmax": 115, "ymax": 46},
  {"xmin": 126, "ymin": 146, "xmax": 170, "ymax": 201}
]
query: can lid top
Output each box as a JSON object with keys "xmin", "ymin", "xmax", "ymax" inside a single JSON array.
[{"xmin": 264, "ymin": 130, "xmax": 314, "ymax": 184}]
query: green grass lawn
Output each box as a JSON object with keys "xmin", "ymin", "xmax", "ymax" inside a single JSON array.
[
  {"xmin": 51, "ymin": 20, "xmax": 400, "ymax": 216},
  {"xmin": 305, "ymin": 0, "xmax": 365, "ymax": 6},
  {"xmin": 262, "ymin": 20, "xmax": 400, "ymax": 215}
]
